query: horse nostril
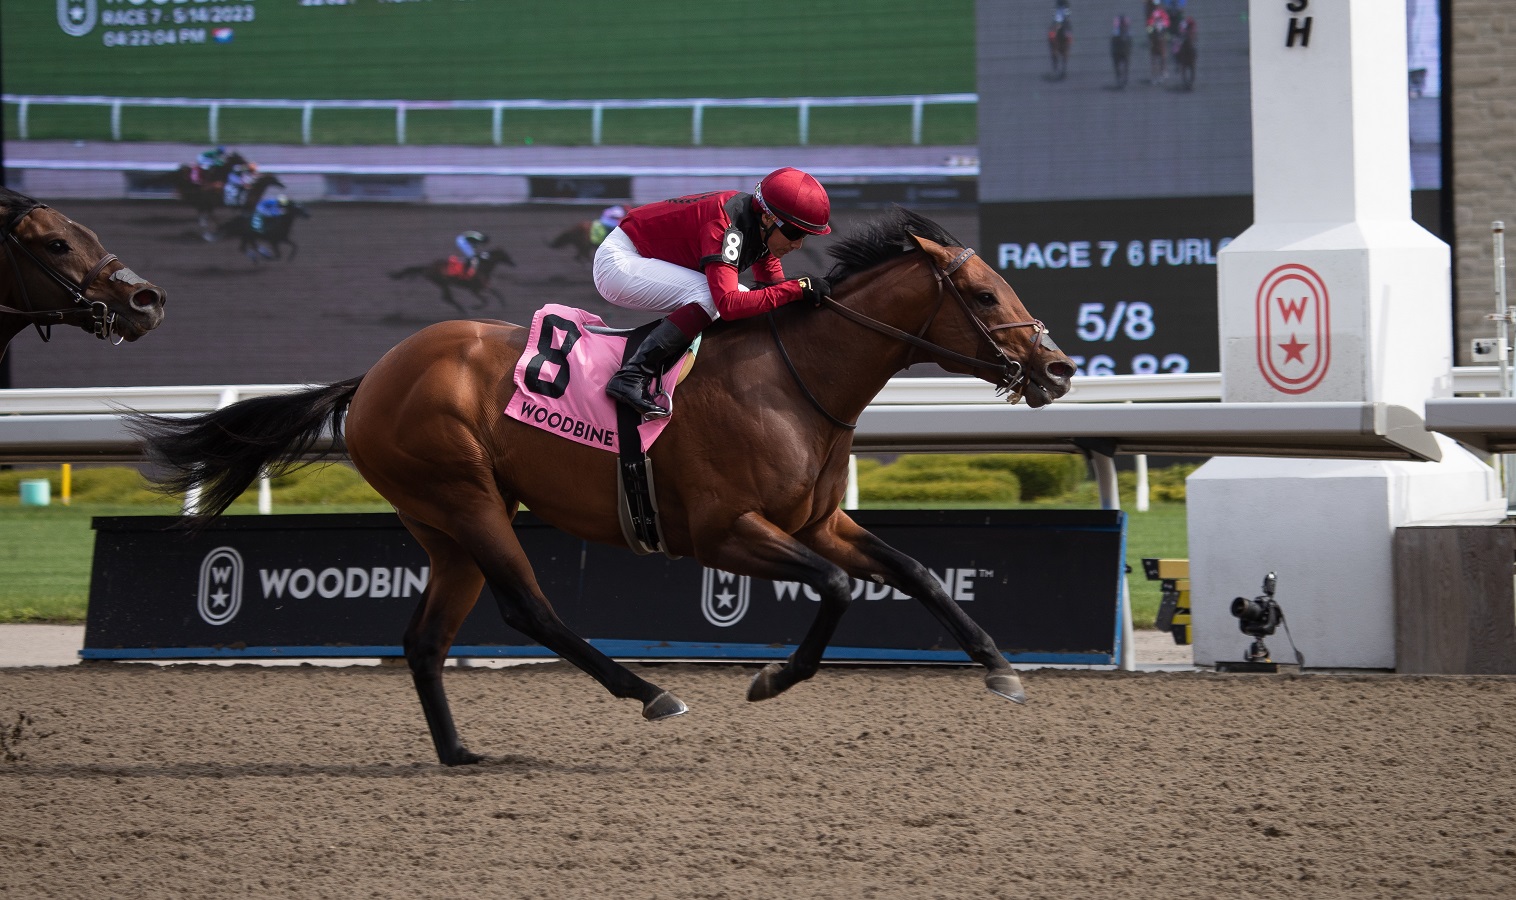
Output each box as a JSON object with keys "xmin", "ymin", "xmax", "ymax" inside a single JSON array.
[
  {"xmin": 1047, "ymin": 361, "xmax": 1076, "ymax": 383},
  {"xmin": 132, "ymin": 287, "xmax": 165, "ymax": 310}
]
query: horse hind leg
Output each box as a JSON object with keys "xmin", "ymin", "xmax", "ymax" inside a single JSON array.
[
  {"xmin": 397, "ymin": 513, "xmax": 491, "ymax": 765},
  {"xmin": 451, "ymin": 504, "xmax": 688, "ymax": 723}
]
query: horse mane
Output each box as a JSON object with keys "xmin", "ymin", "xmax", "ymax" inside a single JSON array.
[
  {"xmin": 824, "ymin": 206, "xmax": 963, "ymax": 286},
  {"xmin": 689, "ymin": 206, "xmax": 965, "ymax": 339}
]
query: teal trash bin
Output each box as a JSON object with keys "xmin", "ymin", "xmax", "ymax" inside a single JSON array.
[{"xmin": 19, "ymin": 479, "xmax": 50, "ymax": 507}]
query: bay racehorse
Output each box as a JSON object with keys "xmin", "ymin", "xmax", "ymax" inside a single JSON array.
[
  {"xmin": 388, "ymin": 247, "xmax": 516, "ymax": 315},
  {"xmin": 219, "ymin": 201, "xmax": 311, "ymax": 262},
  {"xmin": 0, "ymin": 186, "xmax": 166, "ymax": 360},
  {"xmin": 132, "ymin": 208, "xmax": 1075, "ymax": 766},
  {"xmin": 1048, "ymin": 18, "xmax": 1072, "ymax": 80},
  {"xmin": 155, "ymin": 154, "xmax": 282, "ymax": 241}
]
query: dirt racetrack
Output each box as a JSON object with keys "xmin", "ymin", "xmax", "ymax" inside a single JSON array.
[{"xmin": 2, "ymin": 662, "xmax": 1514, "ymax": 899}]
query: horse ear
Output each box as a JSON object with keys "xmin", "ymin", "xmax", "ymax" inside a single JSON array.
[{"xmin": 906, "ymin": 232, "xmax": 954, "ymax": 266}]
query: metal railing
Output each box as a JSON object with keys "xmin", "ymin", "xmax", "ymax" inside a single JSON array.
[
  {"xmin": 3, "ymin": 93, "xmax": 978, "ymax": 147},
  {"xmin": 2, "ymin": 369, "xmax": 1505, "ymax": 419}
]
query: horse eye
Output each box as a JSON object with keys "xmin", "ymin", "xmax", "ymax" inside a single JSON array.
[
  {"xmin": 46, "ymin": 240, "xmax": 70, "ymax": 254},
  {"xmin": 976, "ymin": 291, "xmax": 998, "ymax": 307}
]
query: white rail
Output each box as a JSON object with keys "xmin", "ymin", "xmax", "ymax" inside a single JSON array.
[
  {"xmin": 2, "ymin": 93, "xmax": 978, "ymax": 147},
  {"xmin": 0, "ymin": 369, "xmax": 1502, "ymax": 418}
]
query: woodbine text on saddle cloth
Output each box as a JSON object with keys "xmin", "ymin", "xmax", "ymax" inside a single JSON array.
[{"xmin": 504, "ymin": 304, "xmax": 687, "ymax": 452}]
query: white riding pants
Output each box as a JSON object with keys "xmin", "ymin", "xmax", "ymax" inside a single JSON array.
[{"xmin": 593, "ymin": 228, "xmax": 743, "ymax": 320}]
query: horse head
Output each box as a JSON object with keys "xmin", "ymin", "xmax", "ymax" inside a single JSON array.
[
  {"xmin": 479, "ymin": 248, "xmax": 516, "ymax": 269},
  {"xmin": 906, "ymin": 232, "xmax": 1075, "ymax": 408},
  {"xmin": 0, "ymin": 191, "xmax": 166, "ymax": 344}
]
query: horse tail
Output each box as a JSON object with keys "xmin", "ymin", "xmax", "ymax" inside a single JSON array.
[{"xmin": 128, "ymin": 377, "xmax": 363, "ymax": 524}]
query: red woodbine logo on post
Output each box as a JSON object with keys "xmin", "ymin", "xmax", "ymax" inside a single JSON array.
[{"xmin": 1256, "ymin": 263, "xmax": 1331, "ymax": 394}]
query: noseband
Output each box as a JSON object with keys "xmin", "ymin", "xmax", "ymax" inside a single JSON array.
[
  {"xmin": 769, "ymin": 245, "xmax": 1057, "ymax": 429},
  {"xmin": 0, "ymin": 203, "xmax": 123, "ymax": 343}
]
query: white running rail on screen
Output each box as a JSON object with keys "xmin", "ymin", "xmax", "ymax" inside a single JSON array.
[{"xmin": 2, "ymin": 93, "xmax": 979, "ymax": 147}]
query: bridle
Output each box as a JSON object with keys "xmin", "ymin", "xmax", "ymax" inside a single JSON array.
[
  {"xmin": 0, "ymin": 202, "xmax": 123, "ymax": 343},
  {"xmin": 768, "ymin": 245, "xmax": 1055, "ymax": 430}
]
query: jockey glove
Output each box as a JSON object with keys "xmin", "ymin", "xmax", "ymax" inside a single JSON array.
[{"xmin": 796, "ymin": 275, "xmax": 832, "ymax": 307}]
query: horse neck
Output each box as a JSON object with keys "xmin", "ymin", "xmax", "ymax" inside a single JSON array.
[
  {"xmin": 0, "ymin": 270, "xmax": 35, "ymax": 353},
  {"xmin": 247, "ymin": 178, "xmax": 275, "ymax": 206},
  {"xmin": 763, "ymin": 255, "xmax": 936, "ymax": 423}
]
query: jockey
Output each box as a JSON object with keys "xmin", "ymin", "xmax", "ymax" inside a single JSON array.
[
  {"xmin": 454, "ymin": 231, "xmax": 488, "ymax": 277},
  {"xmin": 255, "ymin": 194, "xmax": 289, "ymax": 219},
  {"xmin": 191, "ymin": 146, "xmax": 227, "ymax": 185},
  {"xmin": 223, "ymin": 162, "xmax": 257, "ymax": 208},
  {"xmin": 588, "ymin": 205, "xmax": 627, "ymax": 247},
  {"xmin": 594, "ymin": 166, "xmax": 832, "ymax": 420},
  {"xmin": 250, "ymin": 194, "xmax": 290, "ymax": 232}
]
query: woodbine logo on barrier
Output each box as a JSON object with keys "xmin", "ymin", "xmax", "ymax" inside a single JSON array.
[{"xmin": 85, "ymin": 511, "xmax": 1125, "ymax": 664}]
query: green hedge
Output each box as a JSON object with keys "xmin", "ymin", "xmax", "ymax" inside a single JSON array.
[
  {"xmin": 2, "ymin": 464, "xmax": 386, "ymax": 510},
  {"xmin": 858, "ymin": 453, "xmax": 1093, "ymax": 504}
]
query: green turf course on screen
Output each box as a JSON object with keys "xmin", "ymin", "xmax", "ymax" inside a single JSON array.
[{"xmin": 3, "ymin": 0, "xmax": 977, "ymax": 147}]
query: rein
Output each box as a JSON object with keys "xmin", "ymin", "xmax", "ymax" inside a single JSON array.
[
  {"xmin": 0, "ymin": 203, "xmax": 122, "ymax": 343},
  {"xmin": 768, "ymin": 246, "xmax": 1050, "ymax": 428}
]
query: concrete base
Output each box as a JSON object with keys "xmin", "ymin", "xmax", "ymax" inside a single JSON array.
[{"xmin": 1188, "ymin": 434, "xmax": 1505, "ymax": 669}]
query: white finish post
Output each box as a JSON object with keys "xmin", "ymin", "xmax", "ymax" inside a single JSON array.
[
  {"xmin": 1134, "ymin": 454, "xmax": 1150, "ymax": 512},
  {"xmin": 1494, "ymin": 222, "xmax": 1514, "ymax": 508},
  {"xmin": 395, "ymin": 105, "xmax": 406, "ymax": 145},
  {"xmin": 798, "ymin": 101, "xmax": 810, "ymax": 146},
  {"xmin": 491, "ymin": 104, "xmax": 503, "ymax": 146},
  {"xmin": 301, "ymin": 104, "xmax": 313, "ymax": 145},
  {"xmin": 1194, "ymin": 0, "xmax": 1503, "ymax": 670},
  {"xmin": 257, "ymin": 476, "xmax": 272, "ymax": 515},
  {"xmin": 1091, "ymin": 452, "xmax": 1134, "ymax": 671},
  {"xmin": 691, "ymin": 103, "xmax": 703, "ymax": 146},
  {"xmin": 208, "ymin": 103, "xmax": 219, "ymax": 144},
  {"xmin": 110, "ymin": 101, "xmax": 121, "ymax": 141},
  {"xmin": 911, "ymin": 97, "xmax": 924, "ymax": 145},
  {"xmin": 591, "ymin": 104, "xmax": 603, "ymax": 146},
  {"xmin": 17, "ymin": 98, "xmax": 28, "ymax": 140}
]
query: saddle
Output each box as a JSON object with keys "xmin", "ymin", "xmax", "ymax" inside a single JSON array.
[
  {"xmin": 444, "ymin": 256, "xmax": 473, "ymax": 279},
  {"xmin": 502, "ymin": 306, "xmax": 697, "ymax": 558}
]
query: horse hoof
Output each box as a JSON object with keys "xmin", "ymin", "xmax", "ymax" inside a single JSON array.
[
  {"xmin": 440, "ymin": 747, "xmax": 484, "ymax": 767},
  {"xmin": 642, "ymin": 691, "xmax": 688, "ymax": 721},
  {"xmin": 986, "ymin": 671, "xmax": 1027, "ymax": 705},
  {"xmin": 746, "ymin": 662, "xmax": 788, "ymax": 702}
]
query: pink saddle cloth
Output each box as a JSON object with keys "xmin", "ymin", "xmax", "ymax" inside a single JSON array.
[{"xmin": 503, "ymin": 304, "xmax": 686, "ymax": 453}]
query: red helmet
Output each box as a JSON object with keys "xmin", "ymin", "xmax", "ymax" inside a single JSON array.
[{"xmin": 754, "ymin": 167, "xmax": 831, "ymax": 235}]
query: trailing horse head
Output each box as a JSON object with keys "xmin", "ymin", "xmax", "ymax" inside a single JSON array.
[{"xmin": 0, "ymin": 186, "xmax": 166, "ymax": 349}]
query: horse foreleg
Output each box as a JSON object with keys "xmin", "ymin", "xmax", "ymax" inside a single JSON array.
[
  {"xmin": 799, "ymin": 510, "xmax": 1025, "ymax": 704},
  {"xmin": 452, "ymin": 505, "xmax": 687, "ymax": 722},
  {"xmin": 438, "ymin": 284, "xmax": 468, "ymax": 316},
  {"xmin": 696, "ymin": 514, "xmax": 856, "ymax": 702},
  {"xmin": 397, "ymin": 513, "xmax": 489, "ymax": 766}
]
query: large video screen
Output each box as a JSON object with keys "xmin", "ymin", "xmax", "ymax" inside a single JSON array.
[
  {"xmin": 1, "ymin": 1, "xmax": 1447, "ymax": 389},
  {"xmin": 976, "ymin": 0, "xmax": 1445, "ymax": 377},
  {"xmin": 1, "ymin": 0, "xmax": 978, "ymax": 388}
]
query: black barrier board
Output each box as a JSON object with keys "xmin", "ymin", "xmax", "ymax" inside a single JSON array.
[{"xmin": 83, "ymin": 510, "xmax": 1125, "ymax": 665}]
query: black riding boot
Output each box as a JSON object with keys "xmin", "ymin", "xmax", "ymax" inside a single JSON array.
[{"xmin": 605, "ymin": 318, "xmax": 695, "ymax": 420}]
